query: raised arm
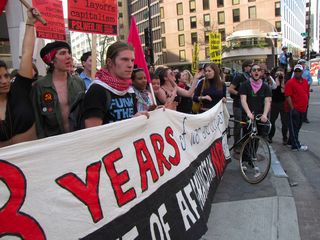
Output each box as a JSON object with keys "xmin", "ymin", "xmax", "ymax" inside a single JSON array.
[
  {"xmin": 177, "ymin": 71, "xmax": 202, "ymax": 97},
  {"xmin": 18, "ymin": 8, "xmax": 40, "ymax": 78}
]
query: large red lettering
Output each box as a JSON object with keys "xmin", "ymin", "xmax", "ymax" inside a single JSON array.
[
  {"xmin": 165, "ymin": 127, "xmax": 181, "ymax": 166},
  {"xmin": 0, "ymin": 160, "xmax": 46, "ymax": 239},
  {"xmin": 134, "ymin": 139, "xmax": 159, "ymax": 192},
  {"xmin": 102, "ymin": 148, "xmax": 136, "ymax": 206},
  {"xmin": 210, "ymin": 140, "xmax": 226, "ymax": 179},
  {"xmin": 56, "ymin": 162, "xmax": 103, "ymax": 223},
  {"xmin": 150, "ymin": 133, "xmax": 172, "ymax": 176}
]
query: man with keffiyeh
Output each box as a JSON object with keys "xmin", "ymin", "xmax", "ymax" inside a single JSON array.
[{"xmin": 82, "ymin": 41, "xmax": 148, "ymax": 128}]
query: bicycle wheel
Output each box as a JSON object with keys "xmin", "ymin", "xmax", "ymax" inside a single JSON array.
[{"xmin": 239, "ymin": 135, "xmax": 271, "ymax": 184}]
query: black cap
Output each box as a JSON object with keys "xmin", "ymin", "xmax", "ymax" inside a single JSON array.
[{"xmin": 40, "ymin": 41, "xmax": 71, "ymax": 65}]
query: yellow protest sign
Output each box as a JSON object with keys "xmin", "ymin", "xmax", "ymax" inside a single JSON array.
[
  {"xmin": 209, "ymin": 32, "xmax": 221, "ymax": 64},
  {"xmin": 192, "ymin": 42, "xmax": 200, "ymax": 75}
]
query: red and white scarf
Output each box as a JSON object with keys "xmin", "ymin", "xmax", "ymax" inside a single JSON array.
[{"xmin": 94, "ymin": 68, "xmax": 132, "ymax": 95}]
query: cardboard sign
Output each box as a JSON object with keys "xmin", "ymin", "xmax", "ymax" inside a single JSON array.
[
  {"xmin": 0, "ymin": 102, "xmax": 230, "ymax": 239},
  {"xmin": 32, "ymin": 0, "xmax": 66, "ymax": 40},
  {"xmin": 68, "ymin": 0, "xmax": 118, "ymax": 35}
]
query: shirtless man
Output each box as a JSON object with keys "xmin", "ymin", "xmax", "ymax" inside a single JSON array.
[{"xmin": 32, "ymin": 41, "xmax": 85, "ymax": 138}]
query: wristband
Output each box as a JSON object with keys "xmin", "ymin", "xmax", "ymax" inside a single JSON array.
[{"xmin": 26, "ymin": 23, "xmax": 34, "ymax": 27}]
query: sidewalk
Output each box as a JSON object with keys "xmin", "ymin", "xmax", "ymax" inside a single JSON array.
[{"xmin": 202, "ymin": 146, "xmax": 301, "ymax": 240}]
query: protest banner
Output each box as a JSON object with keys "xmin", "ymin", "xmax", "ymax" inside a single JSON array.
[
  {"xmin": 0, "ymin": 102, "xmax": 230, "ymax": 239},
  {"xmin": 209, "ymin": 32, "xmax": 222, "ymax": 65},
  {"xmin": 32, "ymin": 0, "xmax": 66, "ymax": 40},
  {"xmin": 68, "ymin": 0, "xmax": 117, "ymax": 35}
]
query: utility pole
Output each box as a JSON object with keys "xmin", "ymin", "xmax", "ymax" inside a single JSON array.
[
  {"xmin": 306, "ymin": 0, "xmax": 311, "ymax": 60},
  {"xmin": 147, "ymin": 0, "xmax": 154, "ymax": 66}
]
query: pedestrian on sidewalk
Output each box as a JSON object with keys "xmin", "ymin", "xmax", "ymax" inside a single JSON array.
[
  {"xmin": 79, "ymin": 51, "xmax": 92, "ymax": 89},
  {"xmin": 285, "ymin": 64, "xmax": 309, "ymax": 151},
  {"xmin": 297, "ymin": 59, "xmax": 312, "ymax": 123},
  {"xmin": 268, "ymin": 68, "xmax": 288, "ymax": 144}
]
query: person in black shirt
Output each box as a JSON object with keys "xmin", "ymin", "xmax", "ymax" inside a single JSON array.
[
  {"xmin": 83, "ymin": 42, "xmax": 148, "ymax": 127},
  {"xmin": 0, "ymin": 8, "xmax": 40, "ymax": 147},
  {"xmin": 239, "ymin": 63, "xmax": 272, "ymax": 133},
  {"xmin": 228, "ymin": 60, "xmax": 252, "ymax": 151},
  {"xmin": 268, "ymin": 68, "xmax": 288, "ymax": 144}
]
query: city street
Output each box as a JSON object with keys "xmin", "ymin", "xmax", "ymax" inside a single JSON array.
[{"xmin": 202, "ymin": 82, "xmax": 320, "ymax": 240}]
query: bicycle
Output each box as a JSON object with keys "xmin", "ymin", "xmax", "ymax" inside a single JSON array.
[{"xmin": 227, "ymin": 114, "xmax": 272, "ymax": 184}]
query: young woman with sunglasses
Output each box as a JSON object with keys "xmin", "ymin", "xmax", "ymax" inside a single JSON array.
[{"xmin": 0, "ymin": 9, "xmax": 40, "ymax": 147}]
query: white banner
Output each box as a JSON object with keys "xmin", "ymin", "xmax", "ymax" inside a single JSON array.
[{"xmin": 0, "ymin": 101, "xmax": 230, "ymax": 240}]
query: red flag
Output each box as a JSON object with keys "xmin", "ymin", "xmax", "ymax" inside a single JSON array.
[
  {"xmin": 0, "ymin": 0, "xmax": 8, "ymax": 15},
  {"xmin": 127, "ymin": 16, "xmax": 151, "ymax": 83}
]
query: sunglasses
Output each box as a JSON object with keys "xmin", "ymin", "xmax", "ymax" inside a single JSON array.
[
  {"xmin": 294, "ymin": 70, "xmax": 302, "ymax": 72},
  {"xmin": 251, "ymin": 68, "xmax": 261, "ymax": 72}
]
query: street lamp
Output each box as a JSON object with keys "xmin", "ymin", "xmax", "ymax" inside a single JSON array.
[{"xmin": 266, "ymin": 32, "xmax": 279, "ymax": 69}]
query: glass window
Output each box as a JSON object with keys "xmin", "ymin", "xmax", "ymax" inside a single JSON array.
[
  {"xmin": 179, "ymin": 34, "xmax": 185, "ymax": 46},
  {"xmin": 248, "ymin": 6, "xmax": 256, "ymax": 19},
  {"xmin": 204, "ymin": 31, "xmax": 210, "ymax": 43},
  {"xmin": 162, "ymin": 37, "xmax": 166, "ymax": 48},
  {"xmin": 191, "ymin": 32, "xmax": 197, "ymax": 44},
  {"xmin": 203, "ymin": 0, "xmax": 209, "ymax": 10},
  {"xmin": 177, "ymin": 19, "xmax": 184, "ymax": 31},
  {"xmin": 204, "ymin": 14, "xmax": 210, "ymax": 27},
  {"xmin": 232, "ymin": 0, "xmax": 240, "ymax": 5},
  {"xmin": 218, "ymin": 28, "xmax": 226, "ymax": 41},
  {"xmin": 275, "ymin": 2, "xmax": 280, "ymax": 16},
  {"xmin": 160, "ymin": 7, "xmax": 164, "ymax": 19},
  {"xmin": 233, "ymin": 9, "xmax": 240, "ymax": 22},
  {"xmin": 179, "ymin": 50, "xmax": 186, "ymax": 62},
  {"xmin": 177, "ymin": 3, "xmax": 183, "ymax": 15},
  {"xmin": 190, "ymin": 16, "xmax": 197, "ymax": 28},
  {"xmin": 161, "ymin": 22, "xmax": 165, "ymax": 34},
  {"xmin": 275, "ymin": 21, "xmax": 281, "ymax": 32},
  {"xmin": 189, "ymin": 0, "xmax": 196, "ymax": 13},
  {"xmin": 217, "ymin": 0, "xmax": 224, "ymax": 7},
  {"xmin": 218, "ymin": 11, "xmax": 225, "ymax": 24}
]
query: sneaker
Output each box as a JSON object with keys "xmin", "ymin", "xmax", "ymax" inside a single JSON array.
[
  {"xmin": 267, "ymin": 137, "xmax": 272, "ymax": 143},
  {"xmin": 304, "ymin": 119, "xmax": 310, "ymax": 123},
  {"xmin": 292, "ymin": 145, "xmax": 308, "ymax": 152},
  {"xmin": 254, "ymin": 167, "xmax": 261, "ymax": 178}
]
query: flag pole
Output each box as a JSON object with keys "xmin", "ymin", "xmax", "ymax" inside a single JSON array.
[
  {"xmin": 91, "ymin": 34, "xmax": 97, "ymax": 79},
  {"xmin": 19, "ymin": 0, "xmax": 47, "ymax": 25}
]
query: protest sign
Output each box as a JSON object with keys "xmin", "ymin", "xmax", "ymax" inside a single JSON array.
[
  {"xmin": 0, "ymin": 102, "xmax": 230, "ymax": 239},
  {"xmin": 68, "ymin": 0, "xmax": 117, "ymax": 35},
  {"xmin": 209, "ymin": 32, "xmax": 222, "ymax": 65},
  {"xmin": 32, "ymin": 0, "xmax": 66, "ymax": 40}
]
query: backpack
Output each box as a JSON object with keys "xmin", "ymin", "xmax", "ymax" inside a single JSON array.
[{"xmin": 69, "ymin": 89, "xmax": 111, "ymax": 131}]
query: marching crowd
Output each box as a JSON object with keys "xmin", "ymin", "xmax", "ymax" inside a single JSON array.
[{"xmin": 0, "ymin": 9, "xmax": 312, "ymax": 153}]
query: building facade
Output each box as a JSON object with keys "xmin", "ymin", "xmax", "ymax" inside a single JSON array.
[
  {"xmin": 159, "ymin": 0, "xmax": 307, "ymax": 68},
  {"xmin": 129, "ymin": 0, "xmax": 163, "ymax": 65}
]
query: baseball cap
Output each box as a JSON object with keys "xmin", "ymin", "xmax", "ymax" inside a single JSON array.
[
  {"xmin": 293, "ymin": 64, "xmax": 303, "ymax": 72},
  {"xmin": 282, "ymin": 46, "xmax": 288, "ymax": 50},
  {"xmin": 297, "ymin": 59, "xmax": 306, "ymax": 64}
]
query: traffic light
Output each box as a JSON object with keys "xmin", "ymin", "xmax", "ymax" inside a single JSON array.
[
  {"xmin": 310, "ymin": 51, "xmax": 317, "ymax": 59},
  {"xmin": 303, "ymin": 37, "xmax": 308, "ymax": 49}
]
